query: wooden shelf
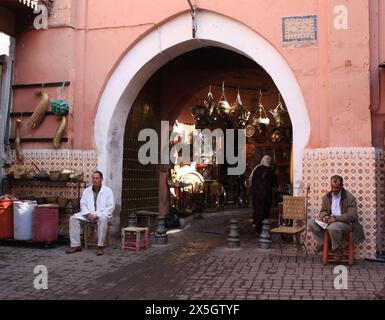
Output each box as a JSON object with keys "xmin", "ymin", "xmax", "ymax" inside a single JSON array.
[
  {"xmin": 9, "ymin": 138, "xmax": 68, "ymax": 143},
  {"xmin": 10, "ymin": 111, "xmax": 56, "ymax": 117},
  {"xmin": 12, "ymin": 81, "xmax": 70, "ymax": 89}
]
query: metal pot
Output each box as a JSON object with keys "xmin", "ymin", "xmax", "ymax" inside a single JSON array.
[{"xmin": 218, "ymin": 100, "xmax": 232, "ymax": 115}]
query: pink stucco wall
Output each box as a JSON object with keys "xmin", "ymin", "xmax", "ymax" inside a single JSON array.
[
  {"xmin": 370, "ymin": 0, "xmax": 385, "ymax": 147},
  {"xmin": 12, "ymin": 0, "xmax": 374, "ymax": 150}
]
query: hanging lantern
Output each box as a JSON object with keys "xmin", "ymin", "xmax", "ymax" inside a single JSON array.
[
  {"xmin": 230, "ymin": 88, "xmax": 251, "ymax": 129},
  {"xmin": 217, "ymin": 81, "xmax": 232, "ymax": 116},
  {"xmin": 269, "ymin": 93, "xmax": 287, "ymax": 127},
  {"xmin": 204, "ymin": 85, "xmax": 216, "ymax": 116},
  {"xmin": 252, "ymin": 89, "xmax": 270, "ymax": 126}
]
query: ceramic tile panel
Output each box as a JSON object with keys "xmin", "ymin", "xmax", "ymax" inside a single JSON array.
[
  {"xmin": 302, "ymin": 148, "xmax": 381, "ymax": 259},
  {"xmin": 282, "ymin": 15, "xmax": 318, "ymax": 45},
  {"xmin": 7, "ymin": 149, "xmax": 97, "ymax": 198},
  {"xmin": 10, "ymin": 149, "xmax": 97, "ymax": 182}
]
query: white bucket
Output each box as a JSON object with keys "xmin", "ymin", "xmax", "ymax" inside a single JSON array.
[{"xmin": 13, "ymin": 200, "xmax": 37, "ymax": 241}]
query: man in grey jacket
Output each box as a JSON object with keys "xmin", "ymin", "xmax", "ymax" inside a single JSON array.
[{"xmin": 309, "ymin": 175, "xmax": 365, "ymax": 258}]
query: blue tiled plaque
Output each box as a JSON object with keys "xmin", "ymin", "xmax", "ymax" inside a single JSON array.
[{"xmin": 282, "ymin": 15, "xmax": 318, "ymax": 44}]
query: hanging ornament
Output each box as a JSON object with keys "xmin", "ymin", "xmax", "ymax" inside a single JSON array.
[
  {"xmin": 52, "ymin": 82, "xmax": 69, "ymax": 149},
  {"xmin": 204, "ymin": 85, "xmax": 216, "ymax": 116},
  {"xmin": 217, "ymin": 81, "xmax": 232, "ymax": 116},
  {"xmin": 269, "ymin": 93, "xmax": 287, "ymax": 127},
  {"xmin": 230, "ymin": 87, "xmax": 250, "ymax": 129},
  {"xmin": 51, "ymin": 99, "xmax": 69, "ymax": 116},
  {"xmin": 252, "ymin": 89, "xmax": 270, "ymax": 126}
]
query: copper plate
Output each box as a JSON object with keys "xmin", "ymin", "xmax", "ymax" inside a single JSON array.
[
  {"xmin": 271, "ymin": 127, "xmax": 284, "ymax": 144},
  {"xmin": 245, "ymin": 125, "xmax": 255, "ymax": 137}
]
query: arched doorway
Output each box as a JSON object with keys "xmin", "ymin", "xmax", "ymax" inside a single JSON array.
[
  {"xmin": 95, "ymin": 11, "xmax": 310, "ymax": 228},
  {"xmin": 121, "ymin": 47, "xmax": 293, "ymax": 225}
]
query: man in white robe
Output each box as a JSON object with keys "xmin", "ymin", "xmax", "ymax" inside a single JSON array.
[{"xmin": 65, "ymin": 171, "xmax": 115, "ymax": 256}]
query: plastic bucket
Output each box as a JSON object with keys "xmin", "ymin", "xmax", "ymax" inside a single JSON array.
[
  {"xmin": 33, "ymin": 204, "xmax": 59, "ymax": 242},
  {"xmin": 0, "ymin": 199, "xmax": 14, "ymax": 239},
  {"xmin": 13, "ymin": 200, "xmax": 37, "ymax": 241}
]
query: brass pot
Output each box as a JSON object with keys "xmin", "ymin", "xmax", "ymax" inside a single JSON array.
[
  {"xmin": 218, "ymin": 100, "xmax": 232, "ymax": 115},
  {"xmin": 59, "ymin": 172, "xmax": 71, "ymax": 181},
  {"xmin": 49, "ymin": 171, "xmax": 61, "ymax": 181},
  {"xmin": 70, "ymin": 172, "xmax": 84, "ymax": 182},
  {"xmin": 44, "ymin": 197, "xmax": 57, "ymax": 204}
]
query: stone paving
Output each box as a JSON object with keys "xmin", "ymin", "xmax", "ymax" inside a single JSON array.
[{"xmin": 0, "ymin": 209, "xmax": 384, "ymax": 300}]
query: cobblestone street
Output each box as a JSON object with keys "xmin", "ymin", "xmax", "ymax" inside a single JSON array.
[{"xmin": 0, "ymin": 209, "xmax": 384, "ymax": 300}]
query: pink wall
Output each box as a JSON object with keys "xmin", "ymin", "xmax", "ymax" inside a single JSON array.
[
  {"xmin": 12, "ymin": 0, "xmax": 373, "ymax": 150},
  {"xmin": 327, "ymin": 0, "xmax": 371, "ymax": 147},
  {"xmin": 370, "ymin": 0, "xmax": 385, "ymax": 147}
]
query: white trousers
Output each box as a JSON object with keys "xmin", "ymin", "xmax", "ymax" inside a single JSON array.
[{"xmin": 69, "ymin": 214, "xmax": 109, "ymax": 247}]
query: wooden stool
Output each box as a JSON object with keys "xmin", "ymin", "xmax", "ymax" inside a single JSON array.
[
  {"xmin": 121, "ymin": 227, "xmax": 149, "ymax": 251},
  {"xmin": 322, "ymin": 231, "xmax": 353, "ymax": 266},
  {"xmin": 135, "ymin": 210, "xmax": 158, "ymax": 234},
  {"xmin": 82, "ymin": 222, "xmax": 110, "ymax": 249}
]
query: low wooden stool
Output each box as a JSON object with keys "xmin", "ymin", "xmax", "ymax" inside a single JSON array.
[
  {"xmin": 82, "ymin": 221, "xmax": 110, "ymax": 249},
  {"xmin": 135, "ymin": 210, "xmax": 158, "ymax": 234},
  {"xmin": 121, "ymin": 227, "xmax": 149, "ymax": 251},
  {"xmin": 322, "ymin": 231, "xmax": 353, "ymax": 266}
]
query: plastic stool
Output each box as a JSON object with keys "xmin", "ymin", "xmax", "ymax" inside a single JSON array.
[{"xmin": 121, "ymin": 227, "xmax": 149, "ymax": 251}]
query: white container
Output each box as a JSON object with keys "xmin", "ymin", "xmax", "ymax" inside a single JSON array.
[{"xmin": 13, "ymin": 200, "xmax": 37, "ymax": 241}]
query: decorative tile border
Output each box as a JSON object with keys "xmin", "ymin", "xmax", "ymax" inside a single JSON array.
[
  {"xmin": 282, "ymin": 15, "xmax": 318, "ymax": 45},
  {"xmin": 4, "ymin": 149, "xmax": 97, "ymax": 201},
  {"xmin": 9, "ymin": 149, "xmax": 98, "ymax": 183},
  {"xmin": 375, "ymin": 148, "xmax": 385, "ymax": 253},
  {"xmin": 302, "ymin": 148, "xmax": 380, "ymax": 259}
]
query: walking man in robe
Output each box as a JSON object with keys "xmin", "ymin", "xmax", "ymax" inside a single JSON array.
[{"xmin": 250, "ymin": 155, "xmax": 276, "ymax": 233}]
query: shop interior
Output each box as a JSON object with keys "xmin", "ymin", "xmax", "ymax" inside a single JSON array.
[{"xmin": 121, "ymin": 47, "xmax": 293, "ymax": 225}]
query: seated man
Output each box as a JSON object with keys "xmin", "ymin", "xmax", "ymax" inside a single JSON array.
[
  {"xmin": 309, "ymin": 175, "xmax": 365, "ymax": 260},
  {"xmin": 66, "ymin": 171, "xmax": 115, "ymax": 256}
]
